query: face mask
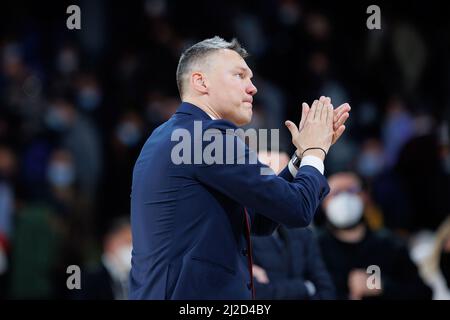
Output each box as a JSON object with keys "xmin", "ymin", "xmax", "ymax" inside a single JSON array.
[
  {"xmin": 78, "ymin": 88, "xmax": 101, "ymax": 111},
  {"xmin": 47, "ymin": 162, "xmax": 75, "ymax": 187},
  {"xmin": 439, "ymin": 251, "xmax": 450, "ymax": 288},
  {"xmin": 115, "ymin": 244, "xmax": 132, "ymax": 274},
  {"xmin": 325, "ymin": 192, "xmax": 364, "ymax": 229},
  {"xmin": 116, "ymin": 122, "xmax": 141, "ymax": 147}
]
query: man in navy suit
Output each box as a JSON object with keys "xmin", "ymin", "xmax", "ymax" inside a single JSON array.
[{"xmin": 130, "ymin": 36, "xmax": 351, "ymax": 299}]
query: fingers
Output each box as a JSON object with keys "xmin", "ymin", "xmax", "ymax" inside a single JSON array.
[
  {"xmin": 285, "ymin": 120, "xmax": 299, "ymax": 139},
  {"xmin": 307, "ymin": 100, "xmax": 318, "ymax": 122},
  {"xmin": 315, "ymin": 99, "xmax": 322, "ymax": 120},
  {"xmin": 299, "ymin": 102, "xmax": 310, "ymax": 130},
  {"xmin": 318, "ymin": 96, "xmax": 331, "ymax": 121},
  {"xmin": 334, "ymin": 111, "xmax": 349, "ymax": 131},
  {"xmin": 333, "ymin": 103, "xmax": 351, "ymax": 123},
  {"xmin": 300, "ymin": 98, "xmax": 349, "ymax": 146},
  {"xmin": 306, "ymin": 96, "xmax": 342, "ymax": 123},
  {"xmin": 332, "ymin": 125, "xmax": 346, "ymax": 144},
  {"xmin": 334, "ymin": 112, "xmax": 349, "ymax": 131},
  {"xmin": 319, "ymin": 98, "xmax": 327, "ymax": 121},
  {"xmin": 321, "ymin": 96, "xmax": 333, "ymax": 123},
  {"xmin": 327, "ymin": 104, "xmax": 334, "ymax": 127}
]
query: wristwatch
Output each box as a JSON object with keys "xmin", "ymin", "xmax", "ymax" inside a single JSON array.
[{"xmin": 291, "ymin": 152, "xmax": 302, "ymax": 169}]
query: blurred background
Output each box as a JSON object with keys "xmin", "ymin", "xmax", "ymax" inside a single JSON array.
[{"xmin": 0, "ymin": 0, "xmax": 449, "ymax": 299}]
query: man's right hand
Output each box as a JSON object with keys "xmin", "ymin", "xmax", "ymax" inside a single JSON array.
[
  {"xmin": 303, "ymin": 97, "xmax": 350, "ymax": 146},
  {"xmin": 285, "ymin": 98, "xmax": 334, "ymax": 161}
]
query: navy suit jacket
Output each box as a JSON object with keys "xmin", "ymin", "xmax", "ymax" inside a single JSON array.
[{"xmin": 129, "ymin": 102, "xmax": 329, "ymax": 299}]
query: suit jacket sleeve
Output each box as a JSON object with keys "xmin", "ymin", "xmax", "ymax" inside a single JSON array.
[
  {"xmin": 193, "ymin": 121, "xmax": 330, "ymax": 228},
  {"xmin": 248, "ymin": 166, "xmax": 298, "ymax": 236}
]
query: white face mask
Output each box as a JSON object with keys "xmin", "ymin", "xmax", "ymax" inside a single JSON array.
[
  {"xmin": 115, "ymin": 244, "xmax": 132, "ymax": 274},
  {"xmin": 325, "ymin": 192, "xmax": 364, "ymax": 228}
]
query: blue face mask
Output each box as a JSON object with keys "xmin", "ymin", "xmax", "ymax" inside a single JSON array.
[
  {"xmin": 47, "ymin": 162, "xmax": 75, "ymax": 187},
  {"xmin": 116, "ymin": 122, "xmax": 141, "ymax": 147},
  {"xmin": 78, "ymin": 88, "xmax": 101, "ymax": 111}
]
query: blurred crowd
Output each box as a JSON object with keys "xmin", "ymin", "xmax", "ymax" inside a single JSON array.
[{"xmin": 0, "ymin": 0, "xmax": 449, "ymax": 299}]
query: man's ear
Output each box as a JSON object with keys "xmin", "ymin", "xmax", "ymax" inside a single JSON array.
[{"xmin": 190, "ymin": 72, "xmax": 208, "ymax": 94}]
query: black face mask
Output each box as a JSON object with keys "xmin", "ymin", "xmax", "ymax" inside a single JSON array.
[{"xmin": 439, "ymin": 251, "xmax": 450, "ymax": 288}]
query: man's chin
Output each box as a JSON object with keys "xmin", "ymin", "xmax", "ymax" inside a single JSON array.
[{"xmin": 237, "ymin": 112, "xmax": 252, "ymax": 126}]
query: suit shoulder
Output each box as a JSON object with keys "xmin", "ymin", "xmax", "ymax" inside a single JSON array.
[{"xmin": 202, "ymin": 119, "xmax": 238, "ymax": 133}]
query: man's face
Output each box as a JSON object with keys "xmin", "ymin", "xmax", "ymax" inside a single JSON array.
[{"xmin": 205, "ymin": 49, "xmax": 257, "ymax": 126}]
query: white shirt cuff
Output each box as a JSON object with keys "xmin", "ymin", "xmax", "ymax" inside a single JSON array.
[
  {"xmin": 300, "ymin": 155, "xmax": 324, "ymax": 175},
  {"xmin": 288, "ymin": 155, "xmax": 324, "ymax": 177}
]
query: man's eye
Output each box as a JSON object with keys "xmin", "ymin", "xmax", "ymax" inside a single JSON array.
[{"xmin": 235, "ymin": 73, "xmax": 244, "ymax": 79}]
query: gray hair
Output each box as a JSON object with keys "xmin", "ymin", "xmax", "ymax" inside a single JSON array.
[{"xmin": 176, "ymin": 36, "xmax": 248, "ymax": 98}]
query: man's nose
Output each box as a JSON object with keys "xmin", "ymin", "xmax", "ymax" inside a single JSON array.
[{"xmin": 247, "ymin": 81, "xmax": 257, "ymax": 96}]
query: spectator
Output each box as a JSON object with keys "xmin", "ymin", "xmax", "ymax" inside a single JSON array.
[
  {"xmin": 73, "ymin": 217, "xmax": 132, "ymax": 300},
  {"xmin": 318, "ymin": 172, "xmax": 432, "ymax": 299}
]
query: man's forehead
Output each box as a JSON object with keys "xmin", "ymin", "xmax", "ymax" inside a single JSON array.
[{"xmin": 210, "ymin": 49, "xmax": 252, "ymax": 73}]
